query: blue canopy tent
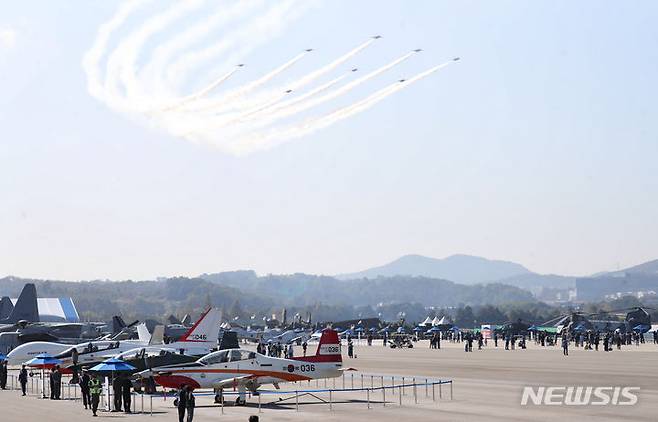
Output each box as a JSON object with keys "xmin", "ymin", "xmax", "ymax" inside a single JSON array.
[
  {"xmin": 413, "ymin": 326, "xmax": 424, "ymax": 332},
  {"xmin": 26, "ymin": 353, "xmax": 62, "ymax": 399},
  {"xmin": 396, "ymin": 327, "xmax": 406, "ymax": 334},
  {"xmin": 573, "ymin": 323, "xmax": 587, "ymax": 332},
  {"xmin": 449, "ymin": 326, "xmax": 460, "ymax": 332},
  {"xmin": 426, "ymin": 326, "xmax": 442, "ymax": 334},
  {"xmin": 368, "ymin": 327, "xmax": 377, "ymax": 332},
  {"xmin": 89, "ymin": 358, "xmax": 136, "ymax": 412},
  {"xmin": 26, "ymin": 353, "xmax": 62, "ymax": 369},
  {"xmin": 89, "ymin": 358, "xmax": 136, "ymax": 373},
  {"xmin": 527, "ymin": 325, "xmax": 538, "ymax": 331},
  {"xmin": 0, "ymin": 353, "xmax": 6, "ymax": 361}
]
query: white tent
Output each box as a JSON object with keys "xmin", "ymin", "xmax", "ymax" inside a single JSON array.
[
  {"xmin": 421, "ymin": 316, "xmax": 433, "ymax": 326},
  {"xmin": 431, "ymin": 316, "xmax": 441, "ymax": 326},
  {"xmin": 437, "ymin": 316, "xmax": 450, "ymax": 325}
]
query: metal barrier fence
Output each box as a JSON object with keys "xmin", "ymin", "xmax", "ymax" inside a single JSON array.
[
  {"xmin": 4, "ymin": 372, "xmax": 153, "ymax": 415},
  {"xmin": 151, "ymin": 371, "xmax": 453, "ymax": 415}
]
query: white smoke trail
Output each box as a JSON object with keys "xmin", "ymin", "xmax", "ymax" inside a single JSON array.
[
  {"xmin": 286, "ymin": 38, "xmax": 376, "ymax": 92},
  {"xmin": 161, "ymin": 66, "xmax": 241, "ymax": 112},
  {"xmin": 163, "ymin": 0, "xmax": 306, "ymax": 90},
  {"xmin": 145, "ymin": 1, "xmax": 262, "ymax": 97},
  {"xmin": 236, "ymin": 60, "xmax": 458, "ymax": 153},
  {"xmin": 255, "ymin": 51, "xmax": 416, "ymax": 123},
  {"xmin": 256, "ymin": 72, "xmax": 350, "ymax": 117},
  {"xmin": 83, "ymin": 1, "xmax": 456, "ymax": 155},
  {"xmin": 183, "ymin": 50, "xmax": 310, "ymax": 113},
  {"xmin": 82, "ymin": 0, "xmax": 152, "ymax": 104},
  {"xmin": 107, "ymin": 1, "xmax": 206, "ymax": 111}
]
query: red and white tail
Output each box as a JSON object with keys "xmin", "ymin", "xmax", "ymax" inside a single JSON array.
[
  {"xmin": 178, "ymin": 308, "xmax": 221, "ymax": 343},
  {"xmin": 293, "ymin": 329, "xmax": 342, "ymax": 363}
]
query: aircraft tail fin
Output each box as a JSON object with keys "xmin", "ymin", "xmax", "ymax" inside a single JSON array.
[
  {"xmin": 218, "ymin": 330, "xmax": 239, "ymax": 350},
  {"xmin": 292, "ymin": 329, "xmax": 342, "ymax": 363},
  {"xmin": 178, "ymin": 308, "xmax": 221, "ymax": 343},
  {"xmin": 167, "ymin": 314, "xmax": 182, "ymax": 325},
  {"xmin": 112, "ymin": 316, "xmax": 126, "ymax": 334},
  {"xmin": 2, "ymin": 284, "xmax": 39, "ymax": 324},
  {"xmin": 149, "ymin": 325, "xmax": 164, "ymax": 345},
  {"xmin": 0, "ymin": 296, "xmax": 14, "ymax": 319},
  {"xmin": 136, "ymin": 322, "xmax": 152, "ymax": 343}
]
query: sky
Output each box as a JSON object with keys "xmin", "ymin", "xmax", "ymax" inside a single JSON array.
[{"xmin": 1, "ymin": 0, "xmax": 657, "ymax": 281}]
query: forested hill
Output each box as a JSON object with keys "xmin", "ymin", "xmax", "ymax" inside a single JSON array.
[{"xmin": 1, "ymin": 273, "xmax": 534, "ymax": 323}]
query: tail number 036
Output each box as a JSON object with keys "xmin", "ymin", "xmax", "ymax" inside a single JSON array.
[{"xmin": 300, "ymin": 364, "xmax": 315, "ymax": 372}]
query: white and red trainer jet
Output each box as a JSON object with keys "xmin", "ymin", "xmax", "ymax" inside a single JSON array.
[{"xmin": 140, "ymin": 329, "xmax": 343, "ymax": 405}]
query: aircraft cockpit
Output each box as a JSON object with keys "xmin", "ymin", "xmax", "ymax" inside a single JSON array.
[{"xmin": 198, "ymin": 349, "xmax": 256, "ymax": 365}]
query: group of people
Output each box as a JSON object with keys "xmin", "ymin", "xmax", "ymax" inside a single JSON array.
[
  {"xmin": 256, "ymin": 341, "xmax": 296, "ymax": 358},
  {"xmin": 0, "ymin": 360, "xmax": 265, "ymax": 422},
  {"xmin": 8, "ymin": 364, "xmax": 103, "ymax": 417},
  {"xmin": 176, "ymin": 385, "xmax": 196, "ymax": 422},
  {"xmin": 429, "ymin": 333, "xmax": 441, "ymax": 349}
]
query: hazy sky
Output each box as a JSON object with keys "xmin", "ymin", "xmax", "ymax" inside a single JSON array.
[{"xmin": 1, "ymin": 1, "xmax": 657, "ymax": 281}]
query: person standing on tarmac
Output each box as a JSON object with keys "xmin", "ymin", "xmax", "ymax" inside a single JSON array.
[
  {"xmin": 19, "ymin": 365, "xmax": 28, "ymax": 396},
  {"xmin": 49, "ymin": 367, "xmax": 55, "ymax": 399},
  {"xmin": 112, "ymin": 375, "xmax": 123, "ymax": 412},
  {"xmin": 80, "ymin": 371, "xmax": 91, "ymax": 410},
  {"xmin": 89, "ymin": 374, "xmax": 102, "ymax": 417},
  {"xmin": 562, "ymin": 333, "xmax": 569, "ymax": 356},
  {"xmin": 185, "ymin": 387, "xmax": 195, "ymax": 422},
  {"xmin": 0, "ymin": 360, "xmax": 7, "ymax": 389},
  {"xmin": 122, "ymin": 376, "xmax": 132, "ymax": 413},
  {"xmin": 177, "ymin": 385, "xmax": 189, "ymax": 422},
  {"xmin": 52, "ymin": 366, "xmax": 62, "ymax": 400}
]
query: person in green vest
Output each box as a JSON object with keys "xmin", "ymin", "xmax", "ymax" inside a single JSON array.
[{"xmin": 89, "ymin": 374, "xmax": 103, "ymax": 417}]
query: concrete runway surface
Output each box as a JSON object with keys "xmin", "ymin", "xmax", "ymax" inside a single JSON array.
[{"xmin": 1, "ymin": 340, "xmax": 657, "ymax": 421}]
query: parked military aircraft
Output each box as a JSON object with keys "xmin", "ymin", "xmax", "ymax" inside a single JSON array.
[
  {"xmin": 0, "ymin": 284, "xmax": 39, "ymax": 326},
  {"xmin": 7, "ymin": 308, "xmax": 222, "ymax": 366},
  {"xmin": 141, "ymin": 329, "xmax": 343, "ymax": 405}
]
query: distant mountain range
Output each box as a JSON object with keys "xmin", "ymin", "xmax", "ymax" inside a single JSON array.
[
  {"xmin": 603, "ymin": 259, "xmax": 658, "ymax": 276},
  {"xmin": 336, "ymin": 254, "xmax": 658, "ymax": 298},
  {"xmin": 337, "ymin": 254, "xmax": 532, "ymax": 284}
]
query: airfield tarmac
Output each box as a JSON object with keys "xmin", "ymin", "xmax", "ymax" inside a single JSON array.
[{"xmin": 2, "ymin": 340, "xmax": 657, "ymax": 421}]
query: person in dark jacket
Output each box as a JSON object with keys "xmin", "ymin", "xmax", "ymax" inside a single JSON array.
[
  {"xmin": 185, "ymin": 387, "xmax": 195, "ymax": 422},
  {"xmin": 112, "ymin": 375, "xmax": 123, "ymax": 411},
  {"xmin": 177, "ymin": 385, "xmax": 189, "ymax": 422},
  {"xmin": 49, "ymin": 368, "xmax": 55, "ymax": 399},
  {"xmin": 0, "ymin": 360, "xmax": 7, "ymax": 389},
  {"xmin": 79, "ymin": 371, "xmax": 91, "ymax": 409},
  {"xmin": 53, "ymin": 366, "xmax": 62, "ymax": 399},
  {"xmin": 122, "ymin": 376, "xmax": 132, "ymax": 413},
  {"xmin": 19, "ymin": 365, "xmax": 28, "ymax": 396}
]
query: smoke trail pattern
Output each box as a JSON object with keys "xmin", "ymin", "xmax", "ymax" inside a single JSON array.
[{"xmin": 83, "ymin": 0, "xmax": 457, "ymax": 155}]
